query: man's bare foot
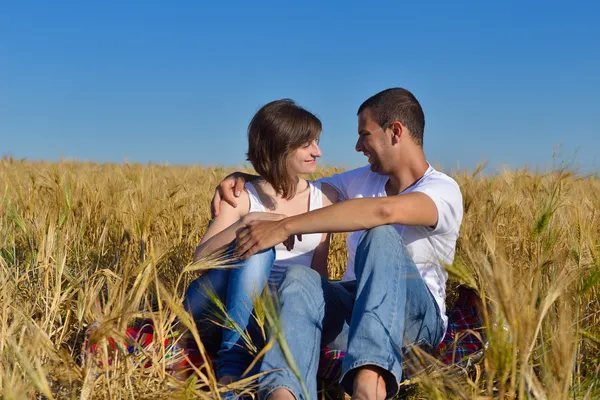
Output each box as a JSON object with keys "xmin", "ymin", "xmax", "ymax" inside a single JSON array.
[
  {"xmin": 267, "ymin": 387, "xmax": 296, "ymax": 400},
  {"xmin": 351, "ymin": 366, "xmax": 387, "ymax": 400}
]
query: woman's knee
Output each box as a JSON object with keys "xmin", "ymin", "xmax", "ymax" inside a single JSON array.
[
  {"xmin": 184, "ymin": 269, "xmax": 228, "ymax": 317},
  {"xmin": 246, "ymin": 247, "xmax": 276, "ymax": 265},
  {"xmin": 236, "ymin": 247, "xmax": 276, "ymax": 276}
]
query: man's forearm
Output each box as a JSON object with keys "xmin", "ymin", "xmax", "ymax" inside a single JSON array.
[
  {"xmin": 281, "ymin": 193, "xmax": 437, "ymax": 236},
  {"xmin": 282, "ymin": 198, "xmax": 393, "ymax": 236}
]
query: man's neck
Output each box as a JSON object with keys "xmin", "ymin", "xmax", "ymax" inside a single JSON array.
[{"xmin": 385, "ymin": 153, "xmax": 429, "ymax": 195}]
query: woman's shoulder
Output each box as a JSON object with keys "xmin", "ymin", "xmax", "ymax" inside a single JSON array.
[
  {"xmin": 247, "ymin": 178, "xmax": 268, "ymax": 193},
  {"xmin": 218, "ymin": 188, "xmax": 250, "ymax": 219},
  {"xmin": 248, "ymin": 179, "xmax": 278, "ymax": 199},
  {"xmin": 246, "ymin": 179, "xmax": 279, "ymax": 211}
]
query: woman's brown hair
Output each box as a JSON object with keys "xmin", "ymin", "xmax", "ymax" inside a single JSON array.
[{"xmin": 247, "ymin": 99, "xmax": 322, "ymax": 199}]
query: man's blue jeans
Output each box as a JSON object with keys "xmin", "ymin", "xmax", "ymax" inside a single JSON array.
[
  {"xmin": 258, "ymin": 225, "xmax": 445, "ymax": 399},
  {"xmin": 183, "ymin": 245, "xmax": 276, "ymax": 378}
]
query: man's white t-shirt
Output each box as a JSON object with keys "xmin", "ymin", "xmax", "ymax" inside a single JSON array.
[{"xmin": 320, "ymin": 164, "xmax": 463, "ymax": 331}]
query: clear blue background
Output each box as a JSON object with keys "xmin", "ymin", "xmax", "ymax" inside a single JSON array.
[{"xmin": 1, "ymin": 1, "xmax": 599, "ymax": 172}]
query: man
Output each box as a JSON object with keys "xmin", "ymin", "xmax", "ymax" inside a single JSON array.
[{"xmin": 212, "ymin": 88, "xmax": 463, "ymax": 399}]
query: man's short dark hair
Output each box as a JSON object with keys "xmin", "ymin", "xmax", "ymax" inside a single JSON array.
[{"xmin": 357, "ymin": 88, "xmax": 425, "ymax": 146}]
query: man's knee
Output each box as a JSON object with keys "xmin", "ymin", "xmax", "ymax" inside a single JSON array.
[
  {"xmin": 356, "ymin": 225, "xmax": 404, "ymax": 255},
  {"xmin": 278, "ymin": 266, "xmax": 323, "ymax": 304},
  {"xmin": 280, "ymin": 265, "xmax": 321, "ymax": 289},
  {"xmin": 355, "ymin": 226, "xmax": 411, "ymax": 278},
  {"xmin": 358, "ymin": 225, "xmax": 402, "ymax": 250}
]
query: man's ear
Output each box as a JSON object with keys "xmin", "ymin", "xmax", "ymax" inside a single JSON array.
[{"xmin": 390, "ymin": 121, "xmax": 403, "ymax": 144}]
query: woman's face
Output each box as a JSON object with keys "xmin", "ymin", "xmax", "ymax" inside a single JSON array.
[{"xmin": 287, "ymin": 137, "xmax": 322, "ymax": 177}]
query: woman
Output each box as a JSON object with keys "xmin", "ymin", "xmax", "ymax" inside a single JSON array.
[{"xmin": 183, "ymin": 99, "xmax": 338, "ymax": 387}]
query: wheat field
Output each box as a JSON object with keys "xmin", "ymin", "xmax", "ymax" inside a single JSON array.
[{"xmin": 0, "ymin": 158, "xmax": 598, "ymax": 399}]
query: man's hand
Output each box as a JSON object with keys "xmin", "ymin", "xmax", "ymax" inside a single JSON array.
[
  {"xmin": 211, "ymin": 172, "xmax": 251, "ymax": 218},
  {"xmin": 242, "ymin": 211, "xmax": 286, "ymax": 224},
  {"xmin": 235, "ymin": 219, "xmax": 291, "ymax": 259},
  {"xmin": 239, "ymin": 213, "xmax": 300, "ymax": 253}
]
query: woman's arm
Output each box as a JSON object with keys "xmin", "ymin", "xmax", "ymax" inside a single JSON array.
[
  {"xmin": 193, "ymin": 191, "xmax": 250, "ymax": 261},
  {"xmin": 309, "ymin": 183, "xmax": 339, "ymax": 279}
]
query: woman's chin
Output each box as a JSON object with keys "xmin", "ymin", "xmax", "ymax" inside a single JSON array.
[
  {"xmin": 302, "ymin": 165, "xmax": 318, "ymax": 174},
  {"xmin": 291, "ymin": 164, "xmax": 318, "ymax": 176}
]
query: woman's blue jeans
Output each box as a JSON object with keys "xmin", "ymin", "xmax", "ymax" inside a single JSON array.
[{"xmin": 183, "ymin": 244, "xmax": 276, "ymax": 378}]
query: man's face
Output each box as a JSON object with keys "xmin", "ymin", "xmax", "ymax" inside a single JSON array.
[{"xmin": 355, "ymin": 109, "xmax": 391, "ymax": 174}]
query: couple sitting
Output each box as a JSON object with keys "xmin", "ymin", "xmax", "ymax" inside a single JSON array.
[{"xmin": 184, "ymin": 88, "xmax": 464, "ymax": 400}]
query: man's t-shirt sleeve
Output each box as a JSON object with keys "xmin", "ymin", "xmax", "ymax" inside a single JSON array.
[
  {"xmin": 413, "ymin": 177, "xmax": 463, "ymax": 234},
  {"xmin": 318, "ymin": 166, "xmax": 369, "ymax": 202}
]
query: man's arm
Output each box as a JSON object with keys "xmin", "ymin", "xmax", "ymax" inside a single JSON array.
[
  {"xmin": 235, "ymin": 192, "xmax": 437, "ymax": 259},
  {"xmin": 213, "ymin": 166, "xmax": 366, "ymax": 217},
  {"xmin": 211, "ymin": 172, "xmax": 259, "ymax": 217}
]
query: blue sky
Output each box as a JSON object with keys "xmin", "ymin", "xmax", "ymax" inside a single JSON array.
[{"xmin": 1, "ymin": 1, "xmax": 599, "ymax": 172}]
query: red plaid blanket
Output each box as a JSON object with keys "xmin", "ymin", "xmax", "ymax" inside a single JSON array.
[{"xmin": 82, "ymin": 288, "xmax": 485, "ymax": 381}]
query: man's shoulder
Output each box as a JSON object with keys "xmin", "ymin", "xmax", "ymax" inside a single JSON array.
[
  {"xmin": 319, "ymin": 165, "xmax": 377, "ymax": 186},
  {"xmin": 336, "ymin": 165, "xmax": 373, "ymax": 179},
  {"xmin": 413, "ymin": 168, "xmax": 464, "ymax": 234},
  {"xmin": 414, "ymin": 168, "xmax": 463, "ymax": 208},
  {"xmin": 319, "ymin": 165, "xmax": 384, "ymax": 200},
  {"xmin": 342, "ymin": 166, "xmax": 386, "ymax": 190},
  {"xmin": 422, "ymin": 168, "xmax": 461, "ymax": 193}
]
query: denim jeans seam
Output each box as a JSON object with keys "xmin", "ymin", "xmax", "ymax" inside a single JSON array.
[
  {"xmin": 358, "ymin": 227, "xmax": 404, "ymax": 341},
  {"xmin": 352, "ymin": 227, "xmax": 406, "ymax": 397},
  {"xmin": 376, "ymin": 227, "xmax": 404, "ymax": 368},
  {"xmin": 428, "ymin": 289, "xmax": 446, "ymax": 347},
  {"xmin": 305, "ymin": 298, "xmax": 326, "ymax": 387},
  {"xmin": 275, "ymin": 270, "xmax": 325, "ymax": 398},
  {"xmin": 387, "ymin": 234, "xmax": 405, "ymax": 357}
]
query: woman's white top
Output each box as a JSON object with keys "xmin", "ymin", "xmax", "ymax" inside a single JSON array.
[{"xmin": 245, "ymin": 180, "xmax": 323, "ymax": 285}]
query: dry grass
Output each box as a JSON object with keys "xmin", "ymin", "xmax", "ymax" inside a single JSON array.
[{"xmin": 0, "ymin": 158, "xmax": 598, "ymax": 399}]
